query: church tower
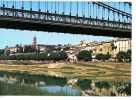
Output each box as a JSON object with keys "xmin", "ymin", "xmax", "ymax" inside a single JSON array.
[{"xmin": 32, "ymin": 36, "xmax": 37, "ymax": 49}]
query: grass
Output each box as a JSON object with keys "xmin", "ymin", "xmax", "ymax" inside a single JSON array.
[{"xmin": 0, "ymin": 61, "xmax": 131, "ymax": 81}]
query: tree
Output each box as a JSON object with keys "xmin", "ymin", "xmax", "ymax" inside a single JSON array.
[
  {"xmin": 59, "ymin": 51, "xmax": 68, "ymax": 60},
  {"xmin": 95, "ymin": 81, "xmax": 111, "ymax": 89},
  {"xmin": 95, "ymin": 53, "xmax": 111, "ymax": 61},
  {"xmin": 0, "ymin": 49, "xmax": 4, "ymax": 55},
  {"xmin": 77, "ymin": 50, "xmax": 92, "ymax": 61},
  {"xmin": 0, "ymin": 51, "xmax": 68, "ymax": 61},
  {"xmin": 23, "ymin": 46, "xmax": 35, "ymax": 53},
  {"xmin": 116, "ymin": 51, "xmax": 128, "ymax": 62},
  {"xmin": 105, "ymin": 52, "xmax": 111, "ymax": 60},
  {"xmin": 95, "ymin": 53, "xmax": 105, "ymax": 61},
  {"xmin": 127, "ymin": 49, "xmax": 131, "ymax": 62},
  {"xmin": 111, "ymin": 43, "xmax": 117, "ymax": 50}
]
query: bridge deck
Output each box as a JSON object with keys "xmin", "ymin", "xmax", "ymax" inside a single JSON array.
[{"xmin": 0, "ymin": 7, "xmax": 131, "ymax": 38}]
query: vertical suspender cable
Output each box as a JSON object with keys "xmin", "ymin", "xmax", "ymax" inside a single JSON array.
[
  {"xmin": 58, "ymin": 1, "xmax": 59, "ymax": 14},
  {"xmin": 98, "ymin": 4, "xmax": 100, "ymax": 19},
  {"xmin": 57, "ymin": 1, "xmax": 59, "ymax": 14},
  {"xmin": 2, "ymin": 0, "xmax": 4, "ymax": 7},
  {"xmin": 96, "ymin": 3, "xmax": 97, "ymax": 19},
  {"xmin": 30, "ymin": 1, "xmax": 32, "ymax": 10},
  {"xmin": 14, "ymin": 1, "xmax": 16, "ymax": 9},
  {"xmin": 0, "ymin": 0, "xmax": 1, "ymax": 7},
  {"xmin": 102, "ymin": 4, "xmax": 103, "ymax": 20},
  {"xmin": 12, "ymin": 1, "xmax": 14, "ymax": 8},
  {"xmin": 118, "ymin": 2, "xmax": 120, "ymax": 22},
  {"xmin": 22, "ymin": 1, "xmax": 24, "ymax": 9},
  {"xmin": 38, "ymin": 1, "xmax": 40, "ymax": 12},
  {"xmin": 88, "ymin": 2, "xmax": 89, "ymax": 18},
  {"xmin": 47, "ymin": 1, "xmax": 48, "ymax": 13},
  {"xmin": 83, "ymin": 1, "xmax": 85, "ymax": 17},
  {"xmin": 108, "ymin": 2, "xmax": 109, "ymax": 21},
  {"xmin": 93, "ymin": 2, "xmax": 94, "ymax": 19},
  {"xmin": 124, "ymin": 3, "xmax": 126, "ymax": 23},
  {"xmin": 44, "ymin": 1, "xmax": 46, "ymax": 12},
  {"xmin": 113, "ymin": 2, "xmax": 115, "ymax": 21},
  {"xmin": 55, "ymin": 0, "xmax": 56, "ymax": 13},
  {"xmin": 103, "ymin": 7, "xmax": 105, "ymax": 20},
  {"xmin": 6, "ymin": 1, "xmax": 8, "ymax": 8},
  {"xmin": 30, "ymin": 1, "xmax": 32, "ymax": 19},
  {"xmin": 70, "ymin": 1, "xmax": 71, "ymax": 15},
  {"xmin": 90, "ymin": 2, "xmax": 92, "ymax": 18},
  {"xmin": 62, "ymin": 1, "xmax": 64, "ymax": 14},
  {"xmin": 82, "ymin": 1, "xmax": 83, "ymax": 17},
  {"xmin": 50, "ymin": 1, "xmax": 52, "ymax": 13},
  {"xmin": 76, "ymin": 1, "xmax": 78, "ymax": 16}
]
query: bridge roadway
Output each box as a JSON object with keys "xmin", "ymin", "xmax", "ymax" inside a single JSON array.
[{"xmin": 0, "ymin": 7, "xmax": 131, "ymax": 38}]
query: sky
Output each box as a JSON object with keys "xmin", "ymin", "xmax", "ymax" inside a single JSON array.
[{"xmin": 0, "ymin": 1, "xmax": 131, "ymax": 49}]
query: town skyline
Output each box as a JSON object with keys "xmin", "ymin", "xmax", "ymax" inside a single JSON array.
[{"xmin": 0, "ymin": 28, "xmax": 115, "ymax": 49}]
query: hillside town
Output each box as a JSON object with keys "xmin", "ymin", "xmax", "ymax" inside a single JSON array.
[{"xmin": 0, "ymin": 36, "xmax": 131, "ymax": 62}]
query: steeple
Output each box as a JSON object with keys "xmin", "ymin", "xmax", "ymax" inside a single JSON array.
[
  {"xmin": 32, "ymin": 36, "xmax": 37, "ymax": 49},
  {"xmin": 33, "ymin": 36, "xmax": 37, "ymax": 46}
]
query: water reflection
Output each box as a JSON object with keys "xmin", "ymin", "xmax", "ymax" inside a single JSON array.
[
  {"xmin": 0, "ymin": 71, "xmax": 131, "ymax": 96},
  {"xmin": 40, "ymin": 85, "xmax": 80, "ymax": 96}
]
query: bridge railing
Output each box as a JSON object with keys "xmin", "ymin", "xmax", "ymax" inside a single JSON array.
[{"xmin": 0, "ymin": 7, "xmax": 131, "ymax": 32}]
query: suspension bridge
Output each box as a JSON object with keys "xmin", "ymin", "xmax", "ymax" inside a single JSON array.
[{"xmin": 0, "ymin": 1, "xmax": 132, "ymax": 38}]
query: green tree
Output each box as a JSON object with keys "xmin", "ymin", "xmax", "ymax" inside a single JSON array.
[
  {"xmin": 95, "ymin": 53, "xmax": 105, "ymax": 61},
  {"xmin": 126, "ymin": 49, "xmax": 131, "ymax": 62},
  {"xmin": 116, "ymin": 51, "xmax": 128, "ymax": 62},
  {"xmin": 77, "ymin": 50, "xmax": 92, "ymax": 61},
  {"xmin": 0, "ymin": 51, "xmax": 68, "ymax": 61},
  {"xmin": 105, "ymin": 52, "xmax": 111, "ymax": 60},
  {"xmin": 59, "ymin": 51, "xmax": 68, "ymax": 60},
  {"xmin": 95, "ymin": 53, "xmax": 111, "ymax": 61},
  {"xmin": 0, "ymin": 49, "xmax": 4, "ymax": 55},
  {"xmin": 23, "ymin": 46, "xmax": 35, "ymax": 53}
]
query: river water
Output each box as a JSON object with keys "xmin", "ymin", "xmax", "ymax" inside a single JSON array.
[{"xmin": 0, "ymin": 71, "xmax": 131, "ymax": 96}]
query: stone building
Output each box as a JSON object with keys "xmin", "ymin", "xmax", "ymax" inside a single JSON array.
[
  {"xmin": 112, "ymin": 38, "xmax": 131, "ymax": 58},
  {"xmin": 91, "ymin": 42, "xmax": 113, "ymax": 56}
]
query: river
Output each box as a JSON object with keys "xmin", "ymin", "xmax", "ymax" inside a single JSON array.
[{"xmin": 0, "ymin": 71, "xmax": 131, "ymax": 96}]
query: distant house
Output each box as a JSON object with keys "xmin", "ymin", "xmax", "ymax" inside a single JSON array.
[
  {"xmin": 4, "ymin": 45, "xmax": 23, "ymax": 55},
  {"xmin": 36, "ymin": 44, "xmax": 58, "ymax": 52}
]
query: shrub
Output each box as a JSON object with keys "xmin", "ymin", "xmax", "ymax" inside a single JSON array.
[
  {"xmin": 0, "ymin": 49, "xmax": 4, "ymax": 55},
  {"xmin": 95, "ymin": 53, "xmax": 111, "ymax": 61},
  {"xmin": 0, "ymin": 51, "xmax": 68, "ymax": 61},
  {"xmin": 116, "ymin": 51, "xmax": 128, "ymax": 62},
  {"xmin": 126, "ymin": 49, "xmax": 131, "ymax": 62},
  {"xmin": 77, "ymin": 50, "xmax": 92, "ymax": 61}
]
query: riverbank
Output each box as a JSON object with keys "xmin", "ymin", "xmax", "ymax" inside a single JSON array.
[{"xmin": 0, "ymin": 61, "xmax": 131, "ymax": 81}]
